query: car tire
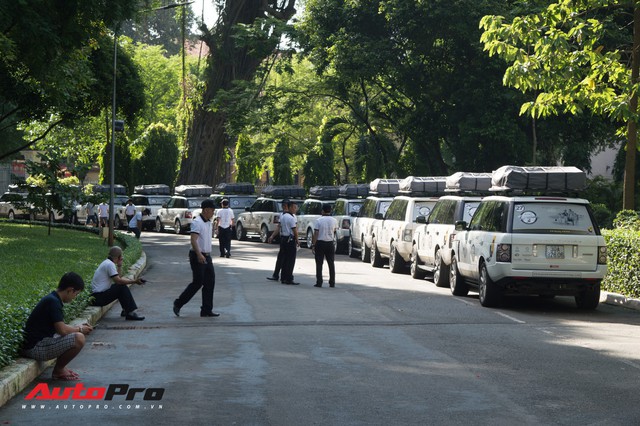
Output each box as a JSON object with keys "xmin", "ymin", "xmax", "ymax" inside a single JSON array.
[
  {"xmin": 478, "ymin": 261, "xmax": 502, "ymax": 307},
  {"xmin": 8, "ymin": 210, "xmax": 14, "ymax": 220},
  {"xmin": 236, "ymin": 222, "xmax": 247, "ymax": 240},
  {"xmin": 348, "ymin": 237, "xmax": 358, "ymax": 258},
  {"xmin": 155, "ymin": 218, "xmax": 164, "ymax": 232},
  {"xmin": 174, "ymin": 219, "xmax": 182, "ymax": 234},
  {"xmin": 370, "ymin": 238, "xmax": 383, "ymax": 267},
  {"xmin": 389, "ymin": 242, "xmax": 405, "ymax": 273},
  {"xmin": 433, "ymin": 248, "xmax": 450, "ymax": 288},
  {"xmin": 260, "ymin": 225, "xmax": 270, "ymax": 243},
  {"xmin": 410, "ymin": 245, "xmax": 427, "ymax": 279},
  {"xmin": 306, "ymin": 228, "xmax": 314, "ymax": 249},
  {"xmin": 575, "ymin": 283, "xmax": 600, "ymax": 310},
  {"xmin": 449, "ymin": 256, "xmax": 469, "ymax": 296}
]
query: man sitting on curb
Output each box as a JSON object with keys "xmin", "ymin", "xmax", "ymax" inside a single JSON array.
[
  {"xmin": 90, "ymin": 246, "xmax": 146, "ymax": 320},
  {"xmin": 22, "ymin": 272, "xmax": 94, "ymax": 381}
]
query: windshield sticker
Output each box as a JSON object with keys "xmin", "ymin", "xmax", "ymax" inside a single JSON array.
[
  {"xmin": 417, "ymin": 206, "xmax": 431, "ymax": 216},
  {"xmin": 520, "ymin": 211, "xmax": 537, "ymax": 224},
  {"xmin": 552, "ymin": 208, "xmax": 580, "ymax": 226}
]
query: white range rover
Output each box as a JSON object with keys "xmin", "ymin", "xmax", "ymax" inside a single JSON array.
[{"xmin": 449, "ymin": 166, "xmax": 607, "ymax": 309}]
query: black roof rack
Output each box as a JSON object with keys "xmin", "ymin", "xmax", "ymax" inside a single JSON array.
[
  {"xmin": 369, "ymin": 178, "xmax": 402, "ymax": 196},
  {"xmin": 92, "ymin": 184, "xmax": 128, "ymax": 195},
  {"xmin": 444, "ymin": 172, "xmax": 492, "ymax": 194},
  {"xmin": 214, "ymin": 182, "xmax": 255, "ymax": 195},
  {"xmin": 397, "ymin": 176, "xmax": 447, "ymax": 195},
  {"xmin": 174, "ymin": 184, "xmax": 213, "ymax": 197},
  {"xmin": 489, "ymin": 166, "xmax": 586, "ymax": 194},
  {"xmin": 309, "ymin": 185, "xmax": 340, "ymax": 200},
  {"xmin": 261, "ymin": 185, "xmax": 306, "ymax": 199},
  {"xmin": 133, "ymin": 184, "xmax": 171, "ymax": 195},
  {"xmin": 338, "ymin": 184, "xmax": 369, "ymax": 198}
]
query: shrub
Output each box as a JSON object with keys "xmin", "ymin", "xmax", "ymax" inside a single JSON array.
[
  {"xmin": 612, "ymin": 210, "xmax": 640, "ymax": 231},
  {"xmin": 592, "ymin": 203, "xmax": 613, "ymax": 229},
  {"xmin": 602, "ymin": 229, "xmax": 640, "ymax": 298}
]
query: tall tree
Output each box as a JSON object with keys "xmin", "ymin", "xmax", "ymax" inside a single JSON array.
[
  {"xmin": 176, "ymin": 0, "xmax": 296, "ymax": 186},
  {"xmin": 480, "ymin": 0, "xmax": 638, "ymax": 209}
]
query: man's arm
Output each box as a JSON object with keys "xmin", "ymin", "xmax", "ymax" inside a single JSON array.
[
  {"xmin": 191, "ymin": 231, "xmax": 206, "ymax": 263},
  {"xmin": 111, "ymin": 257, "xmax": 144, "ymax": 285},
  {"xmin": 268, "ymin": 223, "xmax": 281, "ymax": 243},
  {"xmin": 53, "ymin": 321, "xmax": 93, "ymax": 336}
]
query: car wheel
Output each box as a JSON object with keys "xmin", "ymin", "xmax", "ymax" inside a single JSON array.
[
  {"xmin": 306, "ymin": 228, "xmax": 314, "ymax": 249},
  {"xmin": 260, "ymin": 225, "xmax": 270, "ymax": 243},
  {"xmin": 348, "ymin": 237, "xmax": 358, "ymax": 258},
  {"xmin": 114, "ymin": 215, "xmax": 122, "ymax": 230},
  {"xmin": 575, "ymin": 282, "xmax": 600, "ymax": 310},
  {"xmin": 449, "ymin": 256, "xmax": 469, "ymax": 296},
  {"xmin": 155, "ymin": 218, "xmax": 164, "ymax": 232},
  {"xmin": 236, "ymin": 222, "xmax": 246, "ymax": 240},
  {"xmin": 389, "ymin": 242, "xmax": 404, "ymax": 274},
  {"xmin": 410, "ymin": 245, "xmax": 426, "ymax": 279},
  {"xmin": 8, "ymin": 210, "xmax": 14, "ymax": 220},
  {"xmin": 478, "ymin": 261, "xmax": 502, "ymax": 307},
  {"xmin": 370, "ymin": 238, "xmax": 383, "ymax": 267},
  {"xmin": 174, "ymin": 219, "xmax": 182, "ymax": 234},
  {"xmin": 361, "ymin": 238, "xmax": 371, "ymax": 263},
  {"xmin": 433, "ymin": 248, "xmax": 450, "ymax": 288}
]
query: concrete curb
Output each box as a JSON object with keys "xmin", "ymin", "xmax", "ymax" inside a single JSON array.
[
  {"xmin": 602, "ymin": 291, "xmax": 640, "ymax": 310},
  {"xmin": 0, "ymin": 252, "xmax": 146, "ymax": 408}
]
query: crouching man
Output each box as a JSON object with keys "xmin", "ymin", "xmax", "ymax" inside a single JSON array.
[{"xmin": 22, "ymin": 272, "xmax": 93, "ymax": 381}]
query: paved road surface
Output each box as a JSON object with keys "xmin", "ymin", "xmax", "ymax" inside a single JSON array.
[{"xmin": 2, "ymin": 232, "xmax": 640, "ymax": 425}]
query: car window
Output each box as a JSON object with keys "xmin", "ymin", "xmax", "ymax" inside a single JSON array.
[
  {"xmin": 461, "ymin": 201, "xmax": 480, "ymax": 223},
  {"xmin": 377, "ymin": 200, "xmax": 392, "ymax": 216},
  {"xmin": 230, "ymin": 197, "xmax": 256, "ymax": 209},
  {"xmin": 413, "ymin": 201, "xmax": 436, "ymax": 222},
  {"xmin": 333, "ymin": 200, "xmax": 346, "ymax": 215},
  {"xmin": 348, "ymin": 201, "xmax": 363, "ymax": 215},
  {"xmin": 512, "ymin": 202, "xmax": 594, "ymax": 235},
  {"xmin": 167, "ymin": 198, "xmax": 176, "ymax": 208},
  {"xmin": 360, "ymin": 199, "xmax": 376, "ymax": 217},
  {"xmin": 188, "ymin": 198, "xmax": 206, "ymax": 208},
  {"xmin": 385, "ymin": 199, "xmax": 407, "ymax": 221},
  {"xmin": 469, "ymin": 201, "xmax": 499, "ymax": 231},
  {"xmin": 149, "ymin": 196, "xmax": 170, "ymax": 205}
]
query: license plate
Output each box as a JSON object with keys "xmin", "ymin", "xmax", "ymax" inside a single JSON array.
[{"xmin": 545, "ymin": 245, "xmax": 564, "ymax": 259}]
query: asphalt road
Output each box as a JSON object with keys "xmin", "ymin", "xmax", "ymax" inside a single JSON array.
[{"xmin": 2, "ymin": 232, "xmax": 640, "ymax": 425}]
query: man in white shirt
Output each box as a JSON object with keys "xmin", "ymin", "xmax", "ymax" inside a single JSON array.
[
  {"xmin": 124, "ymin": 199, "xmax": 136, "ymax": 225},
  {"xmin": 279, "ymin": 200, "xmax": 299, "ymax": 285},
  {"xmin": 173, "ymin": 199, "xmax": 219, "ymax": 317},
  {"xmin": 128, "ymin": 208, "xmax": 150, "ymax": 239},
  {"xmin": 90, "ymin": 246, "xmax": 146, "ymax": 320},
  {"xmin": 98, "ymin": 201, "xmax": 109, "ymax": 228},
  {"xmin": 216, "ymin": 199, "xmax": 234, "ymax": 258},
  {"xmin": 312, "ymin": 204, "xmax": 339, "ymax": 287}
]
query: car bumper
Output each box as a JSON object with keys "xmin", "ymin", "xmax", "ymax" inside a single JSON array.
[{"xmin": 489, "ymin": 264, "xmax": 607, "ymax": 295}]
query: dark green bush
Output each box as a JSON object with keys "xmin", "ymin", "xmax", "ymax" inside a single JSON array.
[{"xmin": 592, "ymin": 203, "xmax": 613, "ymax": 229}]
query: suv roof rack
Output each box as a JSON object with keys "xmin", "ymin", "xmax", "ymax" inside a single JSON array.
[
  {"xmin": 338, "ymin": 183, "xmax": 369, "ymax": 198},
  {"xmin": 398, "ymin": 176, "xmax": 447, "ymax": 195},
  {"xmin": 309, "ymin": 185, "xmax": 340, "ymax": 200},
  {"xmin": 369, "ymin": 178, "xmax": 402, "ymax": 196},
  {"xmin": 133, "ymin": 184, "xmax": 171, "ymax": 195},
  {"xmin": 489, "ymin": 165, "xmax": 586, "ymax": 194},
  {"xmin": 174, "ymin": 184, "xmax": 213, "ymax": 197},
  {"xmin": 261, "ymin": 185, "xmax": 306, "ymax": 199},
  {"xmin": 445, "ymin": 172, "xmax": 492, "ymax": 194},
  {"xmin": 92, "ymin": 184, "xmax": 128, "ymax": 195},
  {"xmin": 214, "ymin": 182, "xmax": 255, "ymax": 195}
]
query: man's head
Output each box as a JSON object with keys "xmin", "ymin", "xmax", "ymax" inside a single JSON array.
[
  {"xmin": 57, "ymin": 272, "xmax": 85, "ymax": 302},
  {"xmin": 288, "ymin": 201, "xmax": 298, "ymax": 214},
  {"xmin": 201, "ymin": 199, "xmax": 216, "ymax": 220},
  {"xmin": 142, "ymin": 208, "xmax": 151, "ymax": 216},
  {"xmin": 322, "ymin": 203, "xmax": 332, "ymax": 215},
  {"xmin": 282, "ymin": 199, "xmax": 290, "ymax": 212},
  {"xmin": 221, "ymin": 199, "xmax": 229, "ymax": 208},
  {"xmin": 108, "ymin": 246, "xmax": 123, "ymax": 261}
]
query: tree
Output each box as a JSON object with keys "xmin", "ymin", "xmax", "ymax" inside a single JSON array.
[
  {"xmin": 235, "ymin": 133, "xmax": 262, "ymax": 184},
  {"xmin": 132, "ymin": 123, "xmax": 179, "ymax": 185},
  {"xmin": 273, "ymin": 138, "xmax": 294, "ymax": 184},
  {"xmin": 480, "ymin": 0, "xmax": 639, "ymax": 209},
  {"xmin": 176, "ymin": 0, "xmax": 297, "ymax": 186}
]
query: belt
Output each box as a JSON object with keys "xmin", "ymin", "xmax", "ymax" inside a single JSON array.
[{"xmin": 191, "ymin": 250, "xmax": 210, "ymax": 256}]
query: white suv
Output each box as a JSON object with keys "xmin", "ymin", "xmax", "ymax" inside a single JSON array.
[
  {"xmin": 333, "ymin": 196, "xmax": 366, "ymax": 254},
  {"xmin": 155, "ymin": 185, "xmax": 212, "ymax": 234},
  {"xmin": 131, "ymin": 185, "xmax": 172, "ymax": 231}
]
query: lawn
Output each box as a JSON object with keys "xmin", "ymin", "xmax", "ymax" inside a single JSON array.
[{"xmin": 0, "ymin": 221, "xmax": 141, "ymax": 369}]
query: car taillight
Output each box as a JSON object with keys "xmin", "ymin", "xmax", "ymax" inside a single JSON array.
[
  {"xmin": 185, "ymin": 211, "xmax": 192, "ymax": 219},
  {"xmin": 497, "ymin": 244, "xmax": 511, "ymax": 262},
  {"xmin": 341, "ymin": 218, "xmax": 350, "ymax": 229},
  {"xmin": 598, "ymin": 246, "xmax": 607, "ymax": 264}
]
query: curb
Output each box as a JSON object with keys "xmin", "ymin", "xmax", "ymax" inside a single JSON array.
[
  {"xmin": 602, "ymin": 291, "xmax": 640, "ymax": 310},
  {"xmin": 0, "ymin": 252, "xmax": 146, "ymax": 408}
]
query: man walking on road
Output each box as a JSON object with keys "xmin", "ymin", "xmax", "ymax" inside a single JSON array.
[
  {"xmin": 217, "ymin": 199, "xmax": 234, "ymax": 258},
  {"xmin": 173, "ymin": 199, "xmax": 220, "ymax": 317},
  {"xmin": 312, "ymin": 203, "xmax": 338, "ymax": 287}
]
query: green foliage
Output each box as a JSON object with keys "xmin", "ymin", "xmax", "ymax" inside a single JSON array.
[
  {"xmin": 303, "ymin": 117, "xmax": 338, "ymax": 188},
  {"xmin": 592, "ymin": 203, "xmax": 613, "ymax": 229},
  {"xmin": 235, "ymin": 134, "xmax": 262, "ymax": 184},
  {"xmin": 612, "ymin": 210, "xmax": 640, "ymax": 231},
  {"xmin": 0, "ymin": 222, "xmax": 141, "ymax": 369},
  {"xmin": 602, "ymin": 229, "xmax": 640, "ymax": 298},
  {"xmin": 583, "ymin": 175, "xmax": 622, "ymax": 217},
  {"xmin": 273, "ymin": 138, "xmax": 294, "ymax": 185},
  {"xmin": 132, "ymin": 123, "xmax": 179, "ymax": 186}
]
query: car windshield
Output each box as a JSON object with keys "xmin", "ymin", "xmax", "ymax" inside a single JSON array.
[
  {"xmin": 511, "ymin": 202, "xmax": 595, "ymax": 235},
  {"xmin": 347, "ymin": 201, "xmax": 363, "ymax": 215},
  {"xmin": 229, "ymin": 197, "xmax": 256, "ymax": 208},
  {"xmin": 149, "ymin": 197, "xmax": 171, "ymax": 205},
  {"xmin": 188, "ymin": 198, "xmax": 208, "ymax": 208}
]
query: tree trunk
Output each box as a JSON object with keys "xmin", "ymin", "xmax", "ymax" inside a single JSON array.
[
  {"xmin": 177, "ymin": 0, "xmax": 296, "ymax": 186},
  {"xmin": 623, "ymin": 6, "xmax": 640, "ymax": 210}
]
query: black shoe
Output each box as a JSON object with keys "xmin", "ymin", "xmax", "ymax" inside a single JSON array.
[
  {"xmin": 125, "ymin": 312, "xmax": 145, "ymax": 321},
  {"xmin": 329, "ymin": 284, "xmax": 335, "ymax": 288},
  {"xmin": 314, "ymin": 284, "xmax": 322, "ymax": 288},
  {"xmin": 226, "ymin": 253, "xmax": 230, "ymax": 258},
  {"xmin": 173, "ymin": 300, "xmax": 181, "ymax": 317},
  {"xmin": 120, "ymin": 310, "xmax": 126, "ymax": 317},
  {"xmin": 220, "ymin": 254, "xmax": 225, "ymax": 257},
  {"xmin": 266, "ymin": 276, "xmax": 279, "ymax": 281},
  {"xmin": 282, "ymin": 281, "xmax": 300, "ymax": 285},
  {"xmin": 200, "ymin": 312, "xmax": 221, "ymax": 317}
]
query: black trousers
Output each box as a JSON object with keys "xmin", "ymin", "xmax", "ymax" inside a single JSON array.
[
  {"xmin": 314, "ymin": 240, "xmax": 335, "ymax": 285},
  {"xmin": 175, "ymin": 251, "xmax": 215, "ymax": 313},
  {"xmin": 91, "ymin": 284, "xmax": 138, "ymax": 313},
  {"xmin": 218, "ymin": 226, "xmax": 232, "ymax": 255},
  {"xmin": 280, "ymin": 238, "xmax": 297, "ymax": 282}
]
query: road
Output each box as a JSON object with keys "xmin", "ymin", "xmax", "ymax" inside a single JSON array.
[{"xmin": 2, "ymin": 232, "xmax": 640, "ymax": 425}]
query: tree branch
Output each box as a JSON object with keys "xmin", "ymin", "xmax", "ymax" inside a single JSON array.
[{"xmin": 0, "ymin": 118, "xmax": 65, "ymax": 161}]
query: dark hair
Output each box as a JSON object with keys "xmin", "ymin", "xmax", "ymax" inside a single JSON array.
[
  {"xmin": 57, "ymin": 272, "xmax": 85, "ymax": 292},
  {"xmin": 322, "ymin": 203, "xmax": 332, "ymax": 213},
  {"xmin": 201, "ymin": 199, "xmax": 216, "ymax": 209},
  {"xmin": 221, "ymin": 199, "xmax": 229, "ymax": 206}
]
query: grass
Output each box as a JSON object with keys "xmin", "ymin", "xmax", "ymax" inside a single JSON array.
[{"xmin": 0, "ymin": 221, "xmax": 141, "ymax": 369}]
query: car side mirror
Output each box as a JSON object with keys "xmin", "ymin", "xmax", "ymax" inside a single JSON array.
[
  {"xmin": 162, "ymin": 203, "xmax": 167, "ymax": 208},
  {"xmin": 416, "ymin": 216, "xmax": 426, "ymax": 224},
  {"xmin": 350, "ymin": 212, "xmax": 358, "ymax": 217},
  {"xmin": 455, "ymin": 220, "xmax": 467, "ymax": 231},
  {"xmin": 245, "ymin": 206, "xmax": 251, "ymax": 212},
  {"xmin": 374, "ymin": 212, "xmax": 383, "ymax": 220}
]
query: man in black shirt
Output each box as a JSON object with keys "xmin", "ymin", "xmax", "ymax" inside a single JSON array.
[{"xmin": 22, "ymin": 272, "xmax": 93, "ymax": 381}]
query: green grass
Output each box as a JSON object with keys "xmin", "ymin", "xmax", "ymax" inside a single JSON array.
[{"xmin": 0, "ymin": 221, "xmax": 141, "ymax": 369}]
